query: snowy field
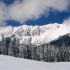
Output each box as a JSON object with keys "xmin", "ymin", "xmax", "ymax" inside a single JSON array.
[{"xmin": 0, "ymin": 55, "xmax": 70, "ymax": 70}]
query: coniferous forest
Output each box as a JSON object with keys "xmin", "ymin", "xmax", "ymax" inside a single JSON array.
[{"xmin": 0, "ymin": 35, "xmax": 70, "ymax": 62}]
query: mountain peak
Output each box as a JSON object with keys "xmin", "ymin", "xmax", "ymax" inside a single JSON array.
[{"xmin": 0, "ymin": 23, "xmax": 70, "ymax": 45}]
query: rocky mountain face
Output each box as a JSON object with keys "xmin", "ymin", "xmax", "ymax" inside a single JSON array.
[
  {"xmin": 0, "ymin": 23, "xmax": 70, "ymax": 45},
  {"xmin": 0, "ymin": 23, "xmax": 70, "ymax": 62}
]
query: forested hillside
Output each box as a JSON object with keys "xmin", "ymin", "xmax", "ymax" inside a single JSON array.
[{"xmin": 0, "ymin": 34, "xmax": 70, "ymax": 62}]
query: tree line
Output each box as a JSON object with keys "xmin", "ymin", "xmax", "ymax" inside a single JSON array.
[{"xmin": 0, "ymin": 35, "xmax": 70, "ymax": 62}]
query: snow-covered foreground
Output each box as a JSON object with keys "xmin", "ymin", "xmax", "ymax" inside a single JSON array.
[{"xmin": 0, "ymin": 55, "xmax": 70, "ymax": 70}]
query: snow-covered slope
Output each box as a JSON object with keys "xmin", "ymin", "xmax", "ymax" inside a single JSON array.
[
  {"xmin": 0, "ymin": 23, "xmax": 70, "ymax": 45},
  {"xmin": 0, "ymin": 55, "xmax": 70, "ymax": 70}
]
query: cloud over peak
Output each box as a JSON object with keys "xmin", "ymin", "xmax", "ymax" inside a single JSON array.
[{"xmin": 0, "ymin": 0, "xmax": 70, "ymax": 24}]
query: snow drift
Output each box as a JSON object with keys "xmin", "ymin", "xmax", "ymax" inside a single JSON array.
[{"xmin": 0, "ymin": 55, "xmax": 70, "ymax": 70}]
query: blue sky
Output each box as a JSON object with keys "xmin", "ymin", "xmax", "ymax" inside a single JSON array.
[
  {"xmin": 5, "ymin": 11, "xmax": 70, "ymax": 26},
  {"xmin": 0, "ymin": 0, "xmax": 70, "ymax": 26}
]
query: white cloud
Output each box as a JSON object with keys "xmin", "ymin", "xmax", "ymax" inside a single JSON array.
[
  {"xmin": 0, "ymin": 3, "xmax": 8, "ymax": 26},
  {"xmin": 0, "ymin": 21, "xmax": 7, "ymax": 27},
  {"xmin": 63, "ymin": 18, "xmax": 70, "ymax": 27},
  {"xmin": 0, "ymin": 3, "xmax": 7, "ymax": 21},
  {"xmin": 0, "ymin": 0, "xmax": 70, "ymax": 24},
  {"xmin": 8, "ymin": 0, "xmax": 69, "ymax": 23}
]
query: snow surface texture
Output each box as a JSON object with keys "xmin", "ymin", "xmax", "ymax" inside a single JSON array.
[
  {"xmin": 0, "ymin": 23, "xmax": 70, "ymax": 45},
  {"xmin": 0, "ymin": 55, "xmax": 70, "ymax": 70}
]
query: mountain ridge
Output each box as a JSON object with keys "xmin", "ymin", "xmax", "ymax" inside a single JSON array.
[{"xmin": 0, "ymin": 23, "xmax": 70, "ymax": 45}]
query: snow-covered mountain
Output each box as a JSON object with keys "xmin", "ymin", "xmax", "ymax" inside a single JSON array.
[
  {"xmin": 0, "ymin": 23, "xmax": 70, "ymax": 45},
  {"xmin": 0, "ymin": 23, "xmax": 70, "ymax": 62}
]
